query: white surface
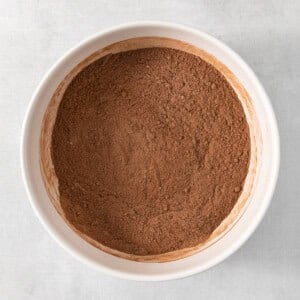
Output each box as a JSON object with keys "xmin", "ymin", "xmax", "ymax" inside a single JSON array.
[
  {"xmin": 0, "ymin": 0, "xmax": 299, "ymax": 298},
  {"xmin": 21, "ymin": 22, "xmax": 279, "ymax": 281}
]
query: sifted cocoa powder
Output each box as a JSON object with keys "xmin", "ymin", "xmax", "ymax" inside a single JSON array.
[{"xmin": 51, "ymin": 47, "xmax": 250, "ymax": 256}]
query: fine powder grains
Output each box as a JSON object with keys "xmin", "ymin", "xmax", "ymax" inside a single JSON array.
[{"xmin": 51, "ymin": 47, "xmax": 250, "ymax": 256}]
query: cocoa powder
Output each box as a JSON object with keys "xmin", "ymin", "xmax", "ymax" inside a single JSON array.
[{"xmin": 51, "ymin": 47, "xmax": 250, "ymax": 256}]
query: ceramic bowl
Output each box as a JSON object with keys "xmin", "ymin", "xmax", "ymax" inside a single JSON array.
[{"xmin": 21, "ymin": 22, "xmax": 279, "ymax": 281}]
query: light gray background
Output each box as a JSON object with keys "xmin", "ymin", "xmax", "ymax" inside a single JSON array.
[{"xmin": 1, "ymin": 0, "xmax": 299, "ymax": 299}]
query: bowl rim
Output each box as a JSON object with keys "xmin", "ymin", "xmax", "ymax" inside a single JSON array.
[{"xmin": 21, "ymin": 21, "xmax": 280, "ymax": 281}]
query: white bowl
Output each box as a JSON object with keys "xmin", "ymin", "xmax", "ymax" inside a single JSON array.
[{"xmin": 21, "ymin": 22, "xmax": 280, "ymax": 281}]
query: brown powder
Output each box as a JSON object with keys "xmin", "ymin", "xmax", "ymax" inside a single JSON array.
[{"xmin": 51, "ymin": 47, "xmax": 250, "ymax": 256}]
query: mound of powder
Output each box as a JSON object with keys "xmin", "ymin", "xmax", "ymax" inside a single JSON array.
[{"xmin": 51, "ymin": 47, "xmax": 250, "ymax": 256}]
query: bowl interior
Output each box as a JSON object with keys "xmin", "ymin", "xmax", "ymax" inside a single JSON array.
[
  {"xmin": 40, "ymin": 36, "xmax": 259, "ymax": 262},
  {"xmin": 22, "ymin": 23, "xmax": 279, "ymax": 280}
]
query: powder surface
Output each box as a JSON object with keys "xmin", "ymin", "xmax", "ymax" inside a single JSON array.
[{"xmin": 51, "ymin": 47, "xmax": 250, "ymax": 256}]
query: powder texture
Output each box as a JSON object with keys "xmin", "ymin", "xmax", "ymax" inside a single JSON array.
[{"xmin": 51, "ymin": 47, "xmax": 250, "ymax": 255}]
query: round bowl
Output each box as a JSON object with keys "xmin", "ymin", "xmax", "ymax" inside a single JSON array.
[{"xmin": 21, "ymin": 22, "xmax": 280, "ymax": 281}]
